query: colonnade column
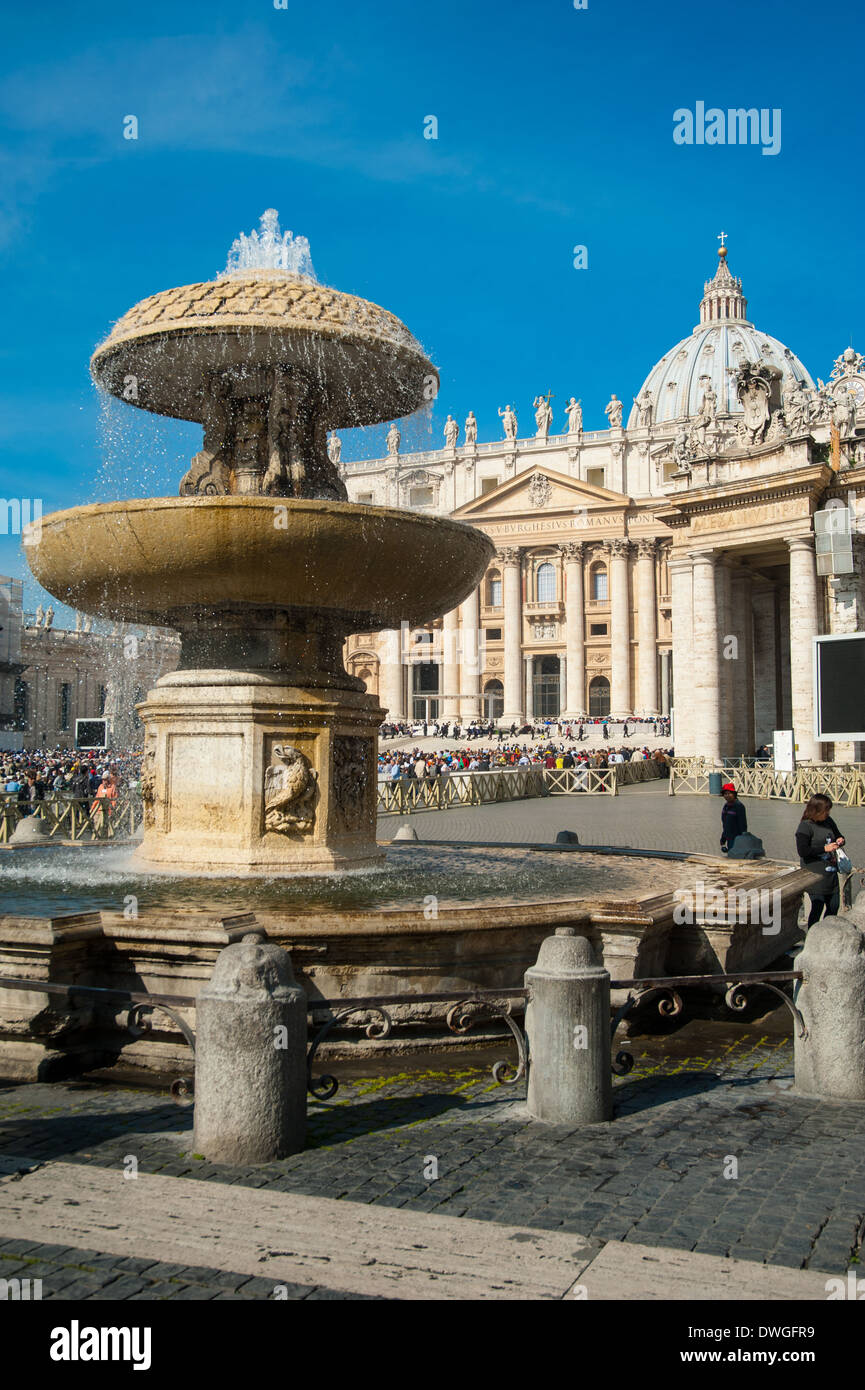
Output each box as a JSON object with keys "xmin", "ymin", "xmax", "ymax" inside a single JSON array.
[
  {"xmin": 562, "ymin": 541, "xmax": 585, "ymax": 718},
  {"xmin": 380, "ymin": 628, "xmax": 404, "ymax": 722},
  {"xmin": 669, "ymin": 554, "xmax": 695, "ymax": 752},
  {"xmin": 441, "ymin": 606, "xmax": 460, "ymax": 719},
  {"xmin": 716, "ymin": 557, "xmax": 735, "ymax": 758},
  {"xmin": 525, "ymin": 657, "xmax": 534, "ymax": 722},
  {"xmin": 690, "ymin": 550, "xmax": 722, "ymax": 760},
  {"xmin": 458, "ymin": 585, "xmax": 481, "ymax": 722},
  {"xmin": 751, "ymin": 578, "xmax": 779, "ymax": 748},
  {"xmin": 635, "ymin": 539, "xmax": 658, "ymax": 716},
  {"xmin": 501, "ymin": 547, "xmax": 523, "ymax": 725},
  {"xmin": 788, "ymin": 536, "xmax": 821, "ymax": 763},
  {"xmin": 609, "ymin": 539, "xmax": 632, "ymax": 718}
]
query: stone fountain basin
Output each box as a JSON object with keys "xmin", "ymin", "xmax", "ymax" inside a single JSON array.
[{"xmin": 25, "ymin": 497, "xmax": 494, "ymax": 629}]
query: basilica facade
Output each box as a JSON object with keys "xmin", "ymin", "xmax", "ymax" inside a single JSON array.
[{"xmin": 341, "ymin": 245, "xmax": 865, "ymax": 761}]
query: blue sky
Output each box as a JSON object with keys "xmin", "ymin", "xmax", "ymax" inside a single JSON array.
[{"xmin": 1, "ymin": 0, "xmax": 863, "ymax": 607}]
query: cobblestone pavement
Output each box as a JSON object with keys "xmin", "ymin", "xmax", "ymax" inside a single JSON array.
[
  {"xmin": 379, "ymin": 780, "xmax": 865, "ymax": 869},
  {"xmin": 1, "ymin": 1025, "xmax": 863, "ymax": 1298}
]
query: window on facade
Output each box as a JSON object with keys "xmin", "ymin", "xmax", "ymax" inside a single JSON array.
[
  {"xmin": 536, "ymin": 562, "xmax": 556, "ymax": 604},
  {"xmin": 586, "ymin": 468, "xmax": 605, "ymax": 488},
  {"xmin": 487, "ymin": 572, "xmax": 502, "ymax": 607},
  {"xmin": 59, "ymin": 682, "xmax": 71, "ymax": 732},
  {"xmin": 590, "ymin": 623, "xmax": 608, "ymax": 635},
  {"xmin": 412, "ymin": 662, "xmax": 439, "ymax": 694},
  {"xmin": 414, "ymin": 631, "xmax": 434, "ymax": 644},
  {"xmin": 591, "ymin": 567, "xmax": 608, "ymax": 601},
  {"xmin": 481, "ymin": 477, "xmax": 500, "ymax": 495},
  {"xmin": 98, "ymin": 685, "xmax": 107, "ymax": 716},
  {"xmin": 409, "ymin": 486, "xmax": 435, "ymax": 507},
  {"xmin": 486, "ymin": 628, "xmax": 502, "ymax": 642},
  {"xmin": 357, "ymin": 492, "xmax": 374, "ymax": 504}
]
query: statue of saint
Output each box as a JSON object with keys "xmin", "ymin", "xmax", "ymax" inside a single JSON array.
[
  {"xmin": 74, "ymin": 612, "xmax": 82, "ymax": 633},
  {"xmin": 834, "ymin": 387, "xmax": 857, "ymax": 438},
  {"xmin": 44, "ymin": 606, "xmax": 54, "ymax": 629},
  {"xmin": 604, "ymin": 393, "xmax": 623, "ymax": 429},
  {"xmin": 533, "ymin": 395, "xmax": 553, "ymax": 439},
  {"xmin": 327, "ymin": 432, "xmax": 341, "ymax": 465},
  {"xmin": 386, "ymin": 422, "xmax": 401, "ymax": 457},
  {"xmin": 564, "ymin": 397, "xmax": 582, "ymax": 434},
  {"xmin": 464, "ymin": 410, "xmax": 477, "ymax": 445},
  {"xmin": 444, "ymin": 414, "xmax": 459, "ymax": 449},
  {"xmin": 498, "ymin": 404, "xmax": 518, "ymax": 440},
  {"xmin": 34, "ymin": 604, "xmax": 44, "ymax": 629},
  {"xmin": 83, "ymin": 614, "xmax": 93, "ymax": 634},
  {"xmin": 633, "ymin": 390, "xmax": 654, "ymax": 428}
]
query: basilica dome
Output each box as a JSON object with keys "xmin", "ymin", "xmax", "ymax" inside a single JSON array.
[{"xmin": 628, "ymin": 245, "xmax": 814, "ymax": 429}]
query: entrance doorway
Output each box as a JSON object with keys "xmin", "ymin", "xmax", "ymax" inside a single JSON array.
[
  {"xmin": 588, "ymin": 675, "xmax": 610, "ymax": 717},
  {"xmin": 412, "ymin": 661, "xmax": 439, "ymax": 721},
  {"xmin": 483, "ymin": 679, "xmax": 504, "ymax": 720},
  {"xmin": 532, "ymin": 656, "xmax": 560, "ymax": 718}
]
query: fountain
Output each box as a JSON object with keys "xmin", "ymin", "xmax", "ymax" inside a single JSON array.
[
  {"xmin": 0, "ymin": 214, "xmax": 819, "ymax": 1081},
  {"xmin": 27, "ymin": 211, "xmax": 493, "ymax": 874}
]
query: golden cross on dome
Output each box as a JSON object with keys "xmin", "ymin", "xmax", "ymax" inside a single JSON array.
[{"xmin": 717, "ymin": 230, "xmax": 728, "ymax": 248}]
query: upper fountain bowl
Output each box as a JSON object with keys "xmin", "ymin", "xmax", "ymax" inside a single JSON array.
[{"xmin": 90, "ymin": 269, "xmax": 439, "ymax": 428}]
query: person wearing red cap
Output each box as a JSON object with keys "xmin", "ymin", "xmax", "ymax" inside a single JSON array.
[{"xmin": 720, "ymin": 783, "xmax": 747, "ymax": 853}]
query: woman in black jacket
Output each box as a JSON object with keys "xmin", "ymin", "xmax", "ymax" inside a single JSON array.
[
  {"xmin": 719, "ymin": 783, "xmax": 747, "ymax": 853},
  {"xmin": 795, "ymin": 793, "xmax": 845, "ymax": 926}
]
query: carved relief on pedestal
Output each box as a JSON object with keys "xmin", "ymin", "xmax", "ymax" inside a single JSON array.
[
  {"xmin": 330, "ymin": 735, "xmax": 375, "ymax": 835},
  {"xmin": 264, "ymin": 744, "xmax": 318, "ymax": 834},
  {"xmin": 140, "ymin": 732, "xmax": 158, "ymax": 830}
]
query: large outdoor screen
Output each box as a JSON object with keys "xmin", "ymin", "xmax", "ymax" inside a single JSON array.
[
  {"xmin": 813, "ymin": 634, "xmax": 865, "ymax": 740},
  {"xmin": 75, "ymin": 718, "xmax": 109, "ymax": 751}
]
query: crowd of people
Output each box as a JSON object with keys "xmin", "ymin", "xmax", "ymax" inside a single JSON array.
[
  {"xmin": 1, "ymin": 748, "xmax": 142, "ymax": 825},
  {"xmin": 380, "ymin": 715, "xmax": 672, "ymax": 743},
  {"xmin": 379, "ymin": 742, "xmax": 674, "ymax": 780}
]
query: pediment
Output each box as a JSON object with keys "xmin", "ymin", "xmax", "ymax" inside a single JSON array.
[{"xmin": 453, "ymin": 466, "xmax": 630, "ymax": 520}]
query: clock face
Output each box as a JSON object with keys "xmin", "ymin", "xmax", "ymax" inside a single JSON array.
[{"xmin": 835, "ymin": 376, "xmax": 865, "ymax": 405}]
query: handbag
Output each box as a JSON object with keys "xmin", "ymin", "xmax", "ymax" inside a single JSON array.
[{"xmin": 836, "ymin": 848, "xmax": 853, "ymax": 876}]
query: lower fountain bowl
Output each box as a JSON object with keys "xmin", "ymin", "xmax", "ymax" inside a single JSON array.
[{"xmin": 24, "ymin": 496, "xmax": 495, "ymax": 630}]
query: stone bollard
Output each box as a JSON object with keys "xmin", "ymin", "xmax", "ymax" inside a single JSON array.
[
  {"xmin": 525, "ymin": 927, "xmax": 612, "ymax": 1125},
  {"xmin": 794, "ymin": 907, "xmax": 865, "ymax": 1102},
  {"xmin": 193, "ymin": 932, "xmax": 308, "ymax": 1163}
]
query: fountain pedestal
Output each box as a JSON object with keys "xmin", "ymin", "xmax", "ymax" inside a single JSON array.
[{"xmin": 138, "ymin": 671, "xmax": 384, "ymax": 874}]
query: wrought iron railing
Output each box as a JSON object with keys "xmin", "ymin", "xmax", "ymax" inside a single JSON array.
[{"xmin": 0, "ymin": 965, "xmax": 807, "ymax": 1102}]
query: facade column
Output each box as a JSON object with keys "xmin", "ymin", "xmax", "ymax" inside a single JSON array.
[
  {"xmin": 501, "ymin": 547, "xmax": 523, "ymax": 725},
  {"xmin": 525, "ymin": 656, "xmax": 534, "ymax": 722},
  {"xmin": 788, "ymin": 536, "xmax": 821, "ymax": 762},
  {"xmin": 458, "ymin": 585, "xmax": 481, "ymax": 721},
  {"xmin": 609, "ymin": 539, "xmax": 632, "ymax": 718},
  {"xmin": 690, "ymin": 550, "xmax": 722, "ymax": 760},
  {"xmin": 659, "ymin": 650, "xmax": 671, "ymax": 715},
  {"xmin": 716, "ymin": 557, "xmax": 735, "ymax": 758},
  {"xmin": 380, "ymin": 627, "xmax": 405, "ymax": 722},
  {"xmin": 751, "ymin": 578, "xmax": 779, "ymax": 748},
  {"xmin": 635, "ymin": 539, "xmax": 658, "ymax": 715},
  {"xmin": 441, "ymin": 606, "xmax": 460, "ymax": 719},
  {"xmin": 562, "ymin": 541, "xmax": 585, "ymax": 718},
  {"xmin": 729, "ymin": 564, "xmax": 755, "ymax": 757}
]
